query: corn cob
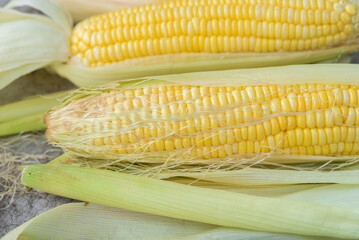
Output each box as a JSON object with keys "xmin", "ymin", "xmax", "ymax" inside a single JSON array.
[
  {"xmin": 45, "ymin": 64, "xmax": 359, "ymax": 164},
  {"xmin": 70, "ymin": 0, "xmax": 359, "ymax": 68}
]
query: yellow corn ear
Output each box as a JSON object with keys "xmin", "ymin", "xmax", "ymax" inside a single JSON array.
[
  {"xmin": 71, "ymin": 0, "xmax": 359, "ymax": 68},
  {"xmin": 45, "ymin": 64, "xmax": 359, "ymax": 164},
  {"xmin": 54, "ymin": 0, "xmax": 359, "ymax": 87}
]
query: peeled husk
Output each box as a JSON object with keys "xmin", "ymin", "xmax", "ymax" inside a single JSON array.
[
  {"xmin": 20, "ymin": 164, "xmax": 359, "ymax": 239},
  {"xmin": 2, "ymin": 201, "xmax": 348, "ymax": 240},
  {"xmin": 0, "ymin": 0, "xmax": 71, "ymax": 90}
]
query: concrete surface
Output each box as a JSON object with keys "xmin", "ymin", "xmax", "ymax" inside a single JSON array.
[
  {"xmin": 0, "ymin": 70, "xmax": 75, "ymax": 237},
  {"xmin": 0, "ymin": 1, "xmax": 76, "ymax": 236}
]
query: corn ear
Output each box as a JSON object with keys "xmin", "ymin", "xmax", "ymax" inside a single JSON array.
[
  {"xmin": 56, "ymin": 0, "xmax": 359, "ymax": 87},
  {"xmin": 45, "ymin": 64, "xmax": 359, "ymax": 166},
  {"xmin": 21, "ymin": 164, "xmax": 359, "ymax": 239}
]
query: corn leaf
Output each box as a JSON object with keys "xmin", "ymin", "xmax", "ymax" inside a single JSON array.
[
  {"xmin": 21, "ymin": 164, "xmax": 359, "ymax": 239},
  {"xmin": 0, "ymin": 0, "xmax": 71, "ymax": 90},
  {"xmin": 54, "ymin": 47, "xmax": 359, "ymax": 88},
  {"xmin": 2, "ymin": 203, "xmax": 334, "ymax": 240},
  {"xmin": 48, "ymin": 154, "xmax": 327, "ymax": 197},
  {"xmin": 0, "ymin": 90, "xmax": 70, "ymax": 136},
  {"xmin": 157, "ymin": 168, "xmax": 359, "ymax": 186},
  {"xmin": 0, "ymin": 112, "xmax": 45, "ymax": 137}
]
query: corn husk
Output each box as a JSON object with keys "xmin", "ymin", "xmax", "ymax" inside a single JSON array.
[
  {"xmin": 0, "ymin": 90, "xmax": 70, "ymax": 136},
  {"xmin": 157, "ymin": 168, "xmax": 359, "ymax": 186},
  {"xmin": 54, "ymin": 45, "xmax": 359, "ymax": 88},
  {"xmin": 49, "ymin": 153, "xmax": 359, "ymax": 187},
  {"xmin": 21, "ymin": 164, "xmax": 359, "ymax": 239},
  {"xmin": 58, "ymin": 0, "xmax": 167, "ymax": 22},
  {"xmin": 3, "ymin": 202, "xmax": 339, "ymax": 240},
  {"xmin": 0, "ymin": 0, "xmax": 71, "ymax": 90}
]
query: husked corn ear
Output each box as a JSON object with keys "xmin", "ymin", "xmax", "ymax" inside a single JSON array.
[
  {"xmin": 45, "ymin": 66, "xmax": 359, "ymax": 163},
  {"xmin": 71, "ymin": 0, "xmax": 359, "ymax": 68}
]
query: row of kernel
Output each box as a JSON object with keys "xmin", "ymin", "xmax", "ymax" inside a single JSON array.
[
  {"xmin": 77, "ymin": 34, "xmax": 347, "ymax": 66},
  {"xmin": 84, "ymin": 7, "xmax": 346, "ymax": 31},
  {"xmin": 107, "ymin": 140, "xmax": 359, "ymax": 158}
]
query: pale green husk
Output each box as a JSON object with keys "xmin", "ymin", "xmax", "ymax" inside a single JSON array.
[
  {"xmin": 156, "ymin": 168, "xmax": 359, "ymax": 186},
  {"xmin": 4, "ymin": 183, "xmax": 358, "ymax": 239},
  {"xmin": 54, "ymin": 45, "xmax": 359, "ymax": 88},
  {"xmin": 2, "ymin": 202, "xmax": 337, "ymax": 240},
  {"xmin": 0, "ymin": 90, "xmax": 70, "ymax": 136},
  {"xmin": 21, "ymin": 164, "xmax": 359, "ymax": 239},
  {"xmin": 0, "ymin": 0, "xmax": 71, "ymax": 90}
]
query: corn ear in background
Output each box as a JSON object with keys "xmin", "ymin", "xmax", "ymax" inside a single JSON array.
[
  {"xmin": 56, "ymin": 0, "xmax": 359, "ymax": 87},
  {"xmin": 1, "ymin": 0, "xmax": 359, "ymax": 90}
]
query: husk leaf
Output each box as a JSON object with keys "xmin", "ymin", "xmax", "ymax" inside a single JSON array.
[
  {"xmin": 2, "ymin": 203, "xmax": 335, "ymax": 240},
  {"xmin": 53, "ymin": 46, "xmax": 359, "ymax": 88},
  {"xmin": 156, "ymin": 168, "xmax": 359, "ymax": 186},
  {"xmin": 21, "ymin": 164, "xmax": 359, "ymax": 239},
  {"xmin": 0, "ymin": 90, "xmax": 71, "ymax": 136},
  {"xmin": 0, "ymin": 0, "xmax": 71, "ymax": 90},
  {"xmin": 0, "ymin": 112, "xmax": 45, "ymax": 137}
]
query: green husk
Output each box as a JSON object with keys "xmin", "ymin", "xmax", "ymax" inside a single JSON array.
[
  {"xmin": 47, "ymin": 154, "xmax": 327, "ymax": 196},
  {"xmin": 48, "ymin": 153, "xmax": 73, "ymax": 165},
  {"xmin": 0, "ymin": 90, "xmax": 70, "ymax": 136},
  {"xmin": 0, "ymin": 112, "xmax": 45, "ymax": 137},
  {"xmin": 156, "ymin": 168, "xmax": 359, "ymax": 186},
  {"xmin": 54, "ymin": 45, "xmax": 359, "ymax": 88},
  {"xmin": 2, "ymin": 203, "xmax": 335, "ymax": 240},
  {"xmin": 21, "ymin": 164, "xmax": 359, "ymax": 239}
]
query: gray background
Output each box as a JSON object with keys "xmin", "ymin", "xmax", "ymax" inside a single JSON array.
[
  {"xmin": 0, "ymin": 72, "xmax": 75, "ymax": 237},
  {"xmin": 0, "ymin": 0, "xmax": 76, "ymax": 231}
]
